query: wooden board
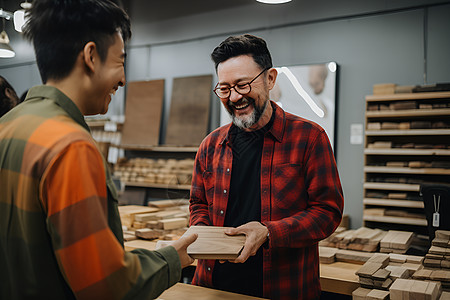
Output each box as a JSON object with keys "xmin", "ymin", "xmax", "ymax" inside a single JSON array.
[
  {"xmin": 121, "ymin": 80, "xmax": 164, "ymax": 147},
  {"xmin": 118, "ymin": 205, "xmax": 159, "ymax": 228},
  {"xmin": 165, "ymin": 75, "xmax": 212, "ymax": 146},
  {"xmin": 182, "ymin": 226, "xmax": 246, "ymax": 260}
]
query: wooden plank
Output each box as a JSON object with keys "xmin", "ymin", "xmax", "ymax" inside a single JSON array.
[
  {"xmin": 118, "ymin": 205, "xmax": 159, "ymax": 228},
  {"xmin": 182, "ymin": 226, "xmax": 246, "ymax": 260},
  {"xmin": 165, "ymin": 75, "xmax": 212, "ymax": 146},
  {"xmin": 121, "ymin": 80, "xmax": 164, "ymax": 147}
]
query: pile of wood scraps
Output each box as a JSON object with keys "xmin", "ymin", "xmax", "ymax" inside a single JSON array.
[
  {"xmin": 118, "ymin": 202, "xmax": 190, "ymax": 242},
  {"xmin": 114, "ymin": 158, "xmax": 194, "ymax": 185},
  {"xmin": 379, "ymin": 230, "xmax": 414, "ymax": 254},
  {"xmin": 320, "ymin": 227, "xmax": 387, "ymax": 252},
  {"xmin": 353, "ymin": 253, "xmax": 430, "ymax": 299}
]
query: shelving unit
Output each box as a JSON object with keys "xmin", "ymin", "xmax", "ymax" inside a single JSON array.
[
  {"xmin": 363, "ymin": 91, "xmax": 450, "ymax": 235},
  {"xmin": 116, "ymin": 146, "xmax": 198, "ymax": 204}
]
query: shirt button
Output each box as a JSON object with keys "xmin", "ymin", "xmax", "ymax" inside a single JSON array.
[
  {"xmin": 220, "ymin": 210, "xmax": 224, "ymax": 215},
  {"xmin": 224, "ymin": 189, "xmax": 227, "ymax": 194},
  {"xmin": 207, "ymin": 267, "xmax": 211, "ymax": 271},
  {"xmin": 226, "ymin": 168, "xmax": 230, "ymax": 173}
]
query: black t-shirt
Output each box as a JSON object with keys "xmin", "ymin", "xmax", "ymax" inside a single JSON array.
[{"xmin": 212, "ymin": 110, "xmax": 275, "ymax": 298}]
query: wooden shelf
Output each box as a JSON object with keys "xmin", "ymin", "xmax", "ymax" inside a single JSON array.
[
  {"xmin": 366, "ymin": 108, "xmax": 450, "ymax": 118},
  {"xmin": 364, "ymin": 148, "xmax": 450, "ymax": 156},
  {"xmin": 363, "ymin": 182, "xmax": 420, "ymax": 192},
  {"xmin": 364, "ymin": 166, "xmax": 450, "ymax": 175},
  {"xmin": 365, "ymin": 92, "xmax": 450, "ymax": 102},
  {"xmin": 366, "ymin": 129, "xmax": 450, "ymax": 136},
  {"xmin": 119, "ymin": 145, "xmax": 198, "ymax": 152},
  {"xmin": 363, "ymin": 214, "xmax": 427, "ymax": 226},
  {"xmin": 124, "ymin": 181, "xmax": 191, "ymax": 190},
  {"xmin": 363, "ymin": 198, "xmax": 424, "ymax": 208}
]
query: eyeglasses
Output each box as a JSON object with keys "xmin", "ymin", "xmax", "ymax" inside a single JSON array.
[{"xmin": 213, "ymin": 68, "xmax": 269, "ymax": 99}]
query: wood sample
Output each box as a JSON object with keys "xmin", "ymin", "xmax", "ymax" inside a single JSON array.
[
  {"xmin": 165, "ymin": 75, "xmax": 212, "ymax": 146},
  {"xmin": 121, "ymin": 80, "xmax": 164, "ymax": 147},
  {"xmin": 118, "ymin": 205, "xmax": 159, "ymax": 228},
  {"xmin": 182, "ymin": 226, "xmax": 246, "ymax": 260}
]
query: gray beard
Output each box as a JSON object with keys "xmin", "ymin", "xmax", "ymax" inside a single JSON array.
[{"xmin": 230, "ymin": 99, "xmax": 268, "ymax": 130}]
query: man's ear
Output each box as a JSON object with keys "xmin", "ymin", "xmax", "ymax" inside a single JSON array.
[
  {"xmin": 83, "ymin": 42, "xmax": 97, "ymax": 73},
  {"xmin": 4, "ymin": 88, "xmax": 18, "ymax": 105},
  {"xmin": 267, "ymin": 67, "xmax": 278, "ymax": 90}
]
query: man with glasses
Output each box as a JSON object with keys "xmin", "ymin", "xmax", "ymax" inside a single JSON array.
[{"xmin": 189, "ymin": 34, "xmax": 344, "ymax": 299}]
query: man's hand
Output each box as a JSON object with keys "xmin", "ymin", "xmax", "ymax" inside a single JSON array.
[
  {"xmin": 224, "ymin": 221, "xmax": 269, "ymax": 263},
  {"xmin": 171, "ymin": 234, "xmax": 198, "ymax": 268}
]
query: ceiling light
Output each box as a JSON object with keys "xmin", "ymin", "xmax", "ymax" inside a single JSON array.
[
  {"xmin": 0, "ymin": 30, "xmax": 15, "ymax": 58},
  {"xmin": 14, "ymin": 10, "xmax": 25, "ymax": 32},
  {"xmin": 256, "ymin": 0, "xmax": 292, "ymax": 4}
]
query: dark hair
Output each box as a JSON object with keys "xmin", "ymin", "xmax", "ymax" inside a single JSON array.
[
  {"xmin": 211, "ymin": 34, "xmax": 272, "ymax": 71},
  {"xmin": 0, "ymin": 76, "xmax": 19, "ymax": 117},
  {"xmin": 23, "ymin": 0, "xmax": 131, "ymax": 83}
]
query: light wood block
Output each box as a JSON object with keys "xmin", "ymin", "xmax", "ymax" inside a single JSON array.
[
  {"xmin": 158, "ymin": 217, "xmax": 188, "ymax": 230},
  {"xmin": 373, "ymin": 268, "xmax": 391, "ymax": 280},
  {"xmin": 352, "ymin": 287, "xmax": 372, "ymax": 300},
  {"xmin": 356, "ymin": 262, "xmax": 383, "ymax": 278},
  {"xmin": 409, "ymin": 280, "xmax": 429, "ymax": 300},
  {"xmin": 435, "ymin": 230, "xmax": 450, "ymax": 241},
  {"xmin": 424, "ymin": 281, "xmax": 441, "ymax": 300},
  {"xmin": 182, "ymin": 226, "xmax": 246, "ymax": 260},
  {"xmin": 135, "ymin": 228, "xmax": 164, "ymax": 240},
  {"xmin": 368, "ymin": 253, "xmax": 390, "ymax": 267},
  {"xmin": 118, "ymin": 205, "xmax": 159, "ymax": 228},
  {"xmin": 319, "ymin": 246, "xmax": 338, "ymax": 264},
  {"xmin": 367, "ymin": 289, "xmax": 390, "ymax": 300}
]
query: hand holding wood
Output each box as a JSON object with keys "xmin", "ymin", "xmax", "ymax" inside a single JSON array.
[
  {"xmin": 224, "ymin": 221, "xmax": 269, "ymax": 263},
  {"xmin": 171, "ymin": 233, "xmax": 198, "ymax": 268}
]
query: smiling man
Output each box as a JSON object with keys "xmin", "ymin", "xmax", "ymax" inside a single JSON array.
[
  {"xmin": 0, "ymin": 1, "xmax": 197, "ymax": 299},
  {"xmin": 189, "ymin": 34, "xmax": 344, "ymax": 299}
]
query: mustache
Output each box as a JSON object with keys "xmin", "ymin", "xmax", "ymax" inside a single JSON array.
[{"xmin": 227, "ymin": 97, "xmax": 255, "ymax": 108}]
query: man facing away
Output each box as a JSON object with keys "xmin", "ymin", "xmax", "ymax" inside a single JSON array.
[
  {"xmin": 189, "ymin": 34, "xmax": 344, "ymax": 299},
  {"xmin": 0, "ymin": 1, "xmax": 196, "ymax": 299}
]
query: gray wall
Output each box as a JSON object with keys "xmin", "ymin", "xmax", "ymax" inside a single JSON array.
[{"xmin": 1, "ymin": 0, "xmax": 449, "ymax": 228}]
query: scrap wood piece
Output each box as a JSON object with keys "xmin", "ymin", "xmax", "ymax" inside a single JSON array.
[
  {"xmin": 429, "ymin": 246, "xmax": 448, "ymax": 255},
  {"xmin": 352, "ymin": 287, "xmax": 371, "ymax": 300},
  {"xmin": 385, "ymin": 265, "xmax": 411, "ymax": 279},
  {"xmin": 356, "ymin": 262, "xmax": 384, "ymax": 278},
  {"xmin": 118, "ymin": 205, "xmax": 159, "ymax": 228},
  {"xmin": 409, "ymin": 280, "xmax": 430, "ymax": 299},
  {"xmin": 367, "ymin": 253, "xmax": 390, "ymax": 267},
  {"xmin": 148, "ymin": 199, "xmax": 190, "ymax": 209},
  {"xmin": 412, "ymin": 268, "xmax": 433, "ymax": 280},
  {"xmin": 319, "ymin": 246, "xmax": 338, "ymax": 264},
  {"xmin": 158, "ymin": 217, "xmax": 188, "ymax": 230},
  {"xmin": 135, "ymin": 228, "xmax": 164, "ymax": 240},
  {"xmin": 435, "ymin": 230, "xmax": 450, "ymax": 241},
  {"xmin": 372, "ymin": 268, "xmax": 391, "ymax": 280},
  {"xmin": 389, "ymin": 278, "xmax": 415, "ymax": 299},
  {"xmin": 366, "ymin": 289, "xmax": 390, "ymax": 299},
  {"xmin": 336, "ymin": 249, "xmax": 374, "ymax": 264},
  {"xmin": 182, "ymin": 226, "xmax": 246, "ymax": 260}
]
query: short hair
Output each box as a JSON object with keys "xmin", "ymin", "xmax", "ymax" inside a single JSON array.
[
  {"xmin": 0, "ymin": 76, "xmax": 18, "ymax": 117},
  {"xmin": 23, "ymin": 0, "xmax": 131, "ymax": 84},
  {"xmin": 211, "ymin": 34, "xmax": 273, "ymax": 71}
]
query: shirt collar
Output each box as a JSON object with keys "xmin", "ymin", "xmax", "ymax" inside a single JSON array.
[
  {"xmin": 220, "ymin": 100, "xmax": 285, "ymax": 145},
  {"xmin": 26, "ymin": 85, "xmax": 90, "ymax": 133}
]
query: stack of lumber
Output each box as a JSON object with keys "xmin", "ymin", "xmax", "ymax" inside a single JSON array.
[
  {"xmin": 390, "ymin": 278, "xmax": 442, "ymax": 300},
  {"xmin": 356, "ymin": 254, "xmax": 393, "ymax": 290},
  {"xmin": 379, "ymin": 230, "xmax": 414, "ymax": 254},
  {"xmin": 355, "ymin": 253, "xmax": 424, "ymax": 290},
  {"xmin": 411, "ymin": 230, "xmax": 450, "ymax": 291},
  {"xmin": 320, "ymin": 227, "xmax": 387, "ymax": 252},
  {"xmin": 423, "ymin": 230, "xmax": 450, "ymax": 270},
  {"xmin": 372, "ymin": 83, "xmax": 417, "ymax": 96},
  {"xmin": 118, "ymin": 202, "xmax": 190, "ymax": 242},
  {"xmin": 114, "ymin": 157, "xmax": 194, "ymax": 185}
]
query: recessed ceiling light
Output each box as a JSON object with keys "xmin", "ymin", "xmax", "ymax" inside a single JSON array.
[{"xmin": 256, "ymin": 0, "xmax": 292, "ymax": 4}]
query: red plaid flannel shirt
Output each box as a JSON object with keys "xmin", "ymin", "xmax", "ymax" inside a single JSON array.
[{"xmin": 189, "ymin": 101, "xmax": 344, "ymax": 300}]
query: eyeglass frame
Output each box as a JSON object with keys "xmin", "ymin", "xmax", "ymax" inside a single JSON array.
[{"xmin": 213, "ymin": 67, "xmax": 270, "ymax": 99}]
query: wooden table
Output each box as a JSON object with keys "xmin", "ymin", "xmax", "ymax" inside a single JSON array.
[
  {"xmin": 126, "ymin": 240, "xmax": 360, "ymax": 296},
  {"xmin": 320, "ymin": 261, "xmax": 360, "ymax": 295},
  {"xmin": 157, "ymin": 283, "xmax": 267, "ymax": 300}
]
